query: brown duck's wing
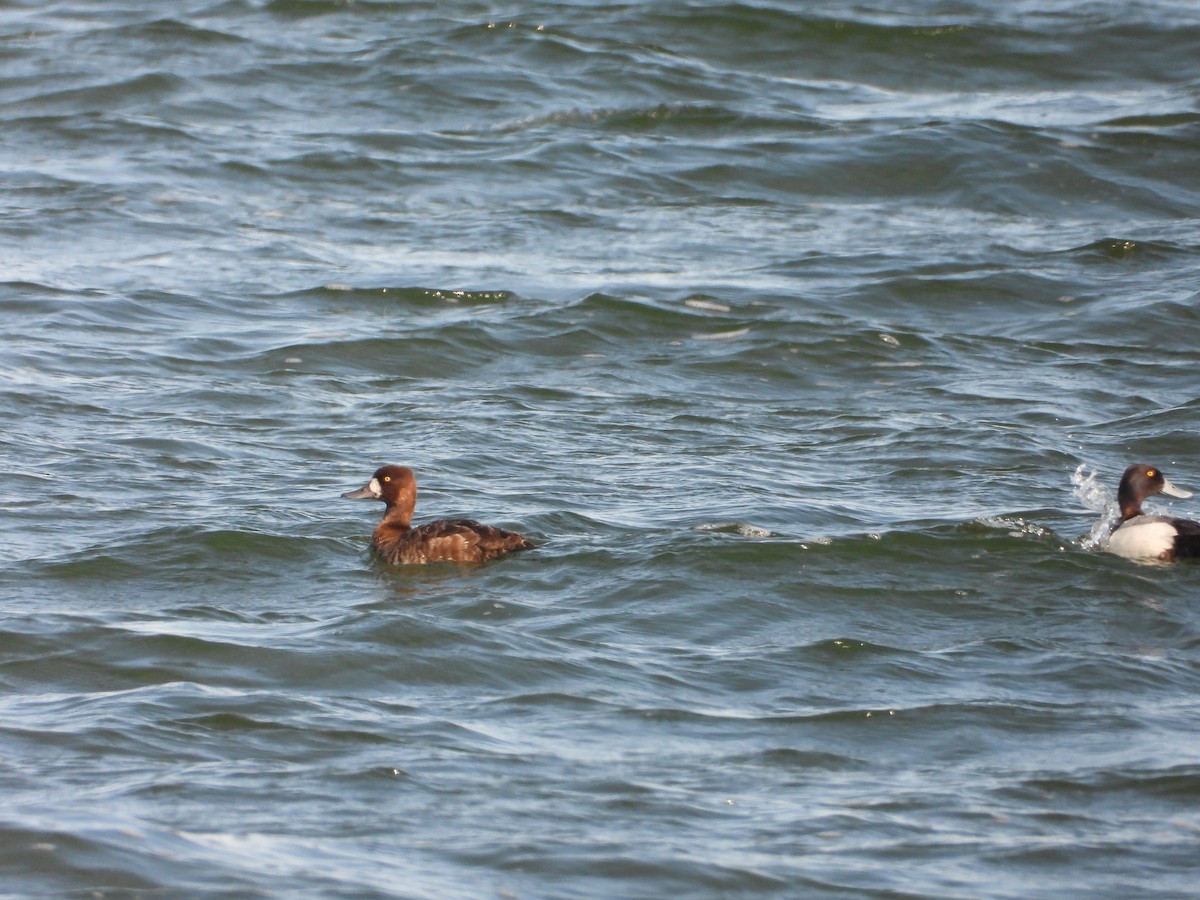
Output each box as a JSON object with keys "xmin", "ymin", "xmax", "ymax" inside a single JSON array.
[
  {"xmin": 400, "ymin": 519, "xmax": 533, "ymax": 564},
  {"xmin": 1169, "ymin": 517, "xmax": 1200, "ymax": 559}
]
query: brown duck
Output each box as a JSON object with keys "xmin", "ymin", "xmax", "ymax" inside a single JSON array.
[{"xmin": 343, "ymin": 465, "xmax": 534, "ymax": 565}]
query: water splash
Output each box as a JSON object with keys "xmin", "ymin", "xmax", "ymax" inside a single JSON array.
[
  {"xmin": 1072, "ymin": 463, "xmax": 1118, "ymax": 550},
  {"xmin": 974, "ymin": 515, "xmax": 1054, "ymax": 540}
]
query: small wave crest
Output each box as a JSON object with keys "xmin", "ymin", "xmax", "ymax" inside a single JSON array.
[
  {"xmin": 972, "ymin": 515, "xmax": 1056, "ymax": 541},
  {"xmin": 694, "ymin": 521, "xmax": 774, "ymax": 538}
]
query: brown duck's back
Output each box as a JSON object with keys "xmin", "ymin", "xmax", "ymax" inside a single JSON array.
[{"xmin": 372, "ymin": 518, "xmax": 534, "ymax": 565}]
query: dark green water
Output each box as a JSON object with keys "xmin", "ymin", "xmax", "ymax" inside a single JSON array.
[{"xmin": 3, "ymin": 1, "xmax": 1200, "ymax": 896}]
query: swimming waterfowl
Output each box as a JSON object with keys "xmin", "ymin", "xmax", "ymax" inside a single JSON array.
[
  {"xmin": 342, "ymin": 465, "xmax": 534, "ymax": 565},
  {"xmin": 1106, "ymin": 463, "xmax": 1200, "ymax": 561}
]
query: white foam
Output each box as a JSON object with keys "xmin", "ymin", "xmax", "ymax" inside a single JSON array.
[
  {"xmin": 976, "ymin": 515, "xmax": 1053, "ymax": 540},
  {"xmin": 1071, "ymin": 463, "xmax": 1119, "ymax": 550},
  {"xmin": 684, "ymin": 298, "xmax": 731, "ymax": 313},
  {"xmin": 692, "ymin": 327, "xmax": 750, "ymax": 341},
  {"xmin": 695, "ymin": 521, "xmax": 774, "ymax": 538}
]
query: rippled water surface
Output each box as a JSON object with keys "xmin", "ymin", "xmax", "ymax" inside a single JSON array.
[{"xmin": 4, "ymin": 1, "xmax": 1200, "ymax": 896}]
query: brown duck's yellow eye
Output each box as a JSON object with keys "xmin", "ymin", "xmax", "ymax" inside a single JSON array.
[
  {"xmin": 383, "ymin": 476, "xmax": 391, "ymax": 482},
  {"xmin": 1146, "ymin": 469, "xmax": 1157, "ymax": 477}
]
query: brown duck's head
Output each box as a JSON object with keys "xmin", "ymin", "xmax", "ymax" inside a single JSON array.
[
  {"xmin": 342, "ymin": 465, "xmax": 417, "ymax": 510},
  {"xmin": 1117, "ymin": 463, "xmax": 1193, "ymax": 520}
]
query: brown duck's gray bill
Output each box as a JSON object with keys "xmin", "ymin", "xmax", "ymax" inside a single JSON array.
[{"xmin": 1161, "ymin": 477, "xmax": 1193, "ymax": 499}]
